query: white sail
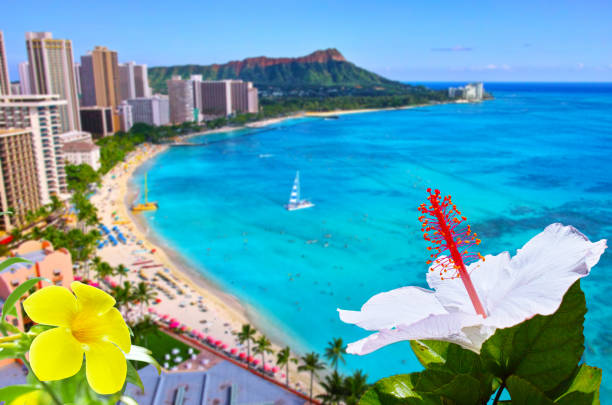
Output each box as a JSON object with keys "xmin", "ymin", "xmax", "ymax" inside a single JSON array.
[
  {"xmin": 288, "ymin": 171, "xmax": 300, "ymax": 206},
  {"xmin": 285, "ymin": 170, "xmax": 314, "ymax": 211}
]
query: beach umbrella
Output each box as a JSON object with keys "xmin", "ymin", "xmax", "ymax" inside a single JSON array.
[
  {"xmin": 230, "ymin": 348, "xmax": 238, "ymax": 355},
  {"xmin": 252, "ymin": 359, "xmax": 260, "ymax": 365},
  {"xmin": 215, "ymin": 340, "xmax": 223, "ymax": 347},
  {"xmin": 161, "ymin": 314, "xmax": 169, "ymax": 320},
  {"xmin": 169, "ymin": 321, "xmax": 179, "ymax": 328},
  {"xmin": 272, "ymin": 366, "xmax": 280, "ymax": 373},
  {"xmin": 180, "ymin": 325, "xmax": 188, "ymax": 332},
  {"xmin": 238, "ymin": 353, "xmax": 247, "ymax": 360},
  {"xmin": 263, "ymin": 364, "xmax": 271, "ymax": 372},
  {"xmin": 74, "ymin": 276, "xmax": 82, "ymax": 281},
  {"xmin": 247, "ymin": 355, "xmax": 254, "ymax": 363},
  {"xmin": 155, "ymin": 298, "xmax": 162, "ymax": 303},
  {"xmin": 147, "ymin": 307, "xmax": 155, "ymax": 313},
  {"xmin": 170, "ymin": 318, "xmax": 178, "ymax": 323},
  {"xmin": 221, "ymin": 343, "xmax": 228, "ymax": 350}
]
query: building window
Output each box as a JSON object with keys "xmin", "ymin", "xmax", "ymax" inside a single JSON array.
[
  {"xmin": 53, "ymin": 269, "xmax": 61, "ymax": 276},
  {"xmin": 11, "ymin": 280, "xmax": 19, "ymax": 287}
]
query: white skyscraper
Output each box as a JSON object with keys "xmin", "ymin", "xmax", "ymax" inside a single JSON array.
[
  {"xmin": 25, "ymin": 32, "xmax": 81, "ymax": 132},
  {"xmin": 18, "ymin": 62, "xmax": 32, "ymax": 94}
]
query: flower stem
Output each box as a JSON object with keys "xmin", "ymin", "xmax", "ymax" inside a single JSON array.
[
  {"xmin": 19, "ymin": 356, "xmax": 63, "ymax": 405},
  {"xmin": 492, "ymin": 381, "xmax": 506, "ymax": 405},
  {"xmin": 0, "ymin": 334, "xmax": 20, "ymax": 343}
]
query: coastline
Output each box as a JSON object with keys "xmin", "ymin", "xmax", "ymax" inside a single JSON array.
[{"xmin": 91, "ymin": 119, "xmax": 318, "ymax": 393}]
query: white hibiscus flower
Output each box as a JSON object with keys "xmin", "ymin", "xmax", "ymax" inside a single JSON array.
[{"xmin": 339, "ymin": 222, "xmax": 606, "ymax": 355}]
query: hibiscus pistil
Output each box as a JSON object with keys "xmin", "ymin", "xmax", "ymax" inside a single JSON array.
[{"xmin": 418, "ymin": 189, "xmax": 487, "ymax": 318}]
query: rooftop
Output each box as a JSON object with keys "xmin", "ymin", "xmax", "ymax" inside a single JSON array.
[
  {"xmin": 0, "ymin": 128, "xmax": 31, "ymax": 137},
  {"xmin": 63, "ymin": 141, "xmax": 99, "ymax": 153}
]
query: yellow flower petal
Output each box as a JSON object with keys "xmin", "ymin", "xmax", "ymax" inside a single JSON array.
[
  {"xmin": 85, "ymin": 341, "xmax": 127, "ymax": 395},
  {"xmin": 71, "ymin": 308, "xmax": 131, "ymax": 353},
  {"xmin": 23, "ymin": 286, "xmax": 78, "ymax": 327},
  {"xmin": 29, "ymin": 327, "xmax": 83, "ymax": 381},
  {"xmin": 71, "ymin": 281, "xmax": 115, "ymax": 316}
]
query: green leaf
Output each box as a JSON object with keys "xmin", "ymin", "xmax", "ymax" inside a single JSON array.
[
  {"xmin": 0, "ymin": 384, "xmax": 41, "ymax": 402},
  {"xmin": 0, "ymin": 257, "xmax": 30, "ymax": 272},
  {"xmin": 480, "ymin": 281, "xmax": 586, "ymax": 393},
  {"xmin": 359, "ymin": 373, "xmax": 439, "ymax": 405},
  {"xmin": 410, "ymin": 340, "xmax": 450, "ymax": 368},
  {"xmin": 416, "ymin": 369, "xmax": 482, "ymax": 405},
  {"xmin": 1, "ymin": 277, "xmax": 48, "ymax": 322},
  {"xmin": 554, "ymin": 364, "xmax": 601, "ymax": 405},
  {"xmin": 0, "ymin": 344, "xmax": 21, "ymax": 360},
  {"xmin": 125, "ymin": 360, "xmax": 144, "ymax": 392},
  {"xmin": 125, "ymin": 344, "xmax": 161, "ymax": 374},
  {"xmin": 506, "ymin": 375, "xmax": 555, "ymax": 405}
]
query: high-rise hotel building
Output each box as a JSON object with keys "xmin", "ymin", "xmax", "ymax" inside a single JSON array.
[
  {"xmin": 25, "ymin": 32, "xmax": 81, "ymax": 132},
  {"xmin": 119, "ymin": 62, "xmax": 151, "ymax": 101},
  {"xmin": 167, "ymin": 76, "xmax": 194, "ymax": 124},
  {"xmin": 0, "ymin": 31, "xmax": 11, "ymax": 95},
  {"xmin": 200, "ymin": 80, "xmax": 259, "ymax": 118},
  {"xmin": 0, "ymin": 94, "xmax": 69, "ymax": 204},
  {"xmin": 0, "ymin": 128, "xmax": 41, "ymax": 230}
]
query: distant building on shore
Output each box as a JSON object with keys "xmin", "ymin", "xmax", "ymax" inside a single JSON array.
[
  {"xmin": 0, "ymin": 31, "xmax": 10, "ymax": 95},
  {"xmin": 119, "ymin": 62, "xmax": 151, "ymax": 101},
  {"xmin": 63, "ymin": 140, "xmax": 101, "ymax": 171},
  {"xmin": 448, "ymin": 82, "xmax": 484, "ymax": 101},
  {"xmin": 0, "ymin": 128, "xmax": 41, "ymax": 230},
  {"xmin": 199, "ymin": 79, "xmax": 259, "ymax": 118},
  {"xmin": 18, "ymin": 62, "xmax": 31, "ymax": 95},
  {"xmin": 80, "ymin": 106, "xmax": 114, "ymax": 138},
  {"xmin": 127, "ymin": 95, "xmax": 170, "ymax": 127},
  {"xmin": 167, "ymin": 76, "xmax": 194, "ymax": 124},
  {"xmin": 9, "ymin": 83, "xmax": 20, "ymax": 95},
  {"xmin": 0, "ymin": 94, "xmax": 70, "ymax": 203},
  {"xmin": 118, "ymin": 100, "xmax": 133, "ymax": 131},
  {"xmin": 25, "ymin": 32, "xmax": 81, "ymax": 132}
]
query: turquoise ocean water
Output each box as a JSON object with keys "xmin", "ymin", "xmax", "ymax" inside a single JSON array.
[{"xmin": 133, "ymin": 83, "xmax": 612, "ymax": 399}]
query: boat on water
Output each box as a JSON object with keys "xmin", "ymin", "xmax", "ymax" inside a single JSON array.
[
  {"xmin": 285, "ymin": 171, "xmax": 314, "ymax": 211},
  {"xmin": 132, "ymin": 173, "xmax": 158, "ymax": 212}
]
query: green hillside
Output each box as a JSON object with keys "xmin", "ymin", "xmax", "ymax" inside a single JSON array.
[{"xmin": 148, "ymin": 49, "xmax": 417, "ymax": 95}]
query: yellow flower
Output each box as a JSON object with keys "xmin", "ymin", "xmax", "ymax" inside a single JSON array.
[{"xmin": 23, "ymin": 281, "xmax": 131, "ymax": 395}]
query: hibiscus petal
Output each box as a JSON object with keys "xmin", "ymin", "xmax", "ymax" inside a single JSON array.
[
  {"xmin": 338, "ymin": 286, "xmax": 448, "ymax": 331},
  {"xmin": 71, "ymin": 281, "xmax": 115, "ymax": 316},
  {"xmin": 346, "ymin": 313, "xmax": 483, "ymax": 355},
  {"xmin": 484, "ymin": 223, "xmax": 607, "ymax": 329},
  {"xmin": 29, "ymin": 327, "xmax": 84, "ymax": 381},
  {"xmin": 85, "ymin": 341, "xmax": 127, "ymax": 394},
  {"xmin": 23, "ymin": 286, "xmax": 78, "ymax": 327},
  {"xmin": 427, "ymin": 253, "xmax": 511, "ymax": 315}
]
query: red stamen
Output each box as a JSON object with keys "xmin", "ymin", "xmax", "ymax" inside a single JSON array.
[{"xmin": 418, "ymin": 189, "xmax": 487, "ymax": 318}]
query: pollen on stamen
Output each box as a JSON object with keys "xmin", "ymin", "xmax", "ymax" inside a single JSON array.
[{"xmin": 418, "ymin": 189, "xmax": 484, "ymax": 280}]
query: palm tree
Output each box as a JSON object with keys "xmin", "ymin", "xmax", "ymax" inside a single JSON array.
[
  {"xmin": 298, "ymin": 352, "xmax": 326, "ymax": 403},
  {"xmin": 90, "ymin": 256, "xmax": 102, "ymax": 281},
  {"xmin": 95, "ymin": 261, "xmax": 115, "ymax": 283},
  {"xmin": 276, "ymin": 346, "xmax": 298, "ymax": 386},
  {"xmin": 112, "ymin": 281, "xmax": 134, "ymax": 315},
  {"xmin": 237, "ymin": 324, "xmax": 257, "ymax": 367},
  {"xmin": 317, "ymin": 371, "xmax": 345, "ymax": 405},
  {"xmin": 135, "ymin": 281, "xmax": 156, "ymax": 316},
  {"xmin": 49, "ymin": 195, "xmax": 63, "ymax": 213},
  {"xmin": 116, "ymin": 264, "xmax": 129, "ymax": 284},
  {"xmin": 9, "ymin": 228, "xmax": 23, "ymax": 244},
  {"xmin": 253, "ymin": 335, "xmax": 273, "ymax": 368},
  {"xmin": 343, "ymin": 370, "xmax": 369, "ymax": 405},
  {"xmin": 324, "ymin": 337, "xmax": 347, "ymax": 372}
]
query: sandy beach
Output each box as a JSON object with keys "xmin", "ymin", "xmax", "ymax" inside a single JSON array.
[{"xmin": 90, "ymin": 123, "xmax": 319, "ymax": 394}]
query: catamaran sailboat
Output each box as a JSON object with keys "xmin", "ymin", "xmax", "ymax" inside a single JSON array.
[
  {"xmin": 285, "ymin": 171, "xmax": 314, "ymax": 211},
  {"xmin": 131, "ymin": 173, "xmax": 158, "ymax": 212}
]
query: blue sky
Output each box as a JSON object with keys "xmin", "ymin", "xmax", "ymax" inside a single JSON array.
[{"xmin": 2, "ymin": 0, "xmax": 611, "ymax": 82}]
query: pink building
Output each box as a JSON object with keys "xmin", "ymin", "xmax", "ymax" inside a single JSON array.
[{"xmin": 0, "ymin": 240, "xmax": 74, "ymax": 330}]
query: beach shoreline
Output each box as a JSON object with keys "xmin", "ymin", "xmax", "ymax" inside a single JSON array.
[{"xmin": 91, "ymin": 118, "xmax": 319, "ymax": 393}]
